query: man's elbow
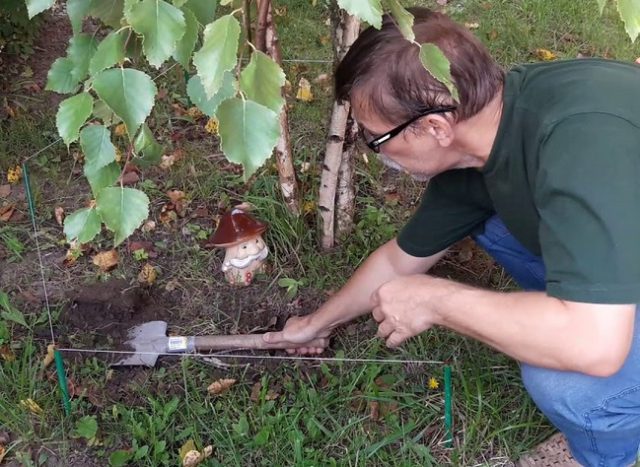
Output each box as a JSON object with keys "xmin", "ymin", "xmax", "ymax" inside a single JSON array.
[{"xmin": 576, "ymin": 345, "xmax": 629, "ymax": 378}]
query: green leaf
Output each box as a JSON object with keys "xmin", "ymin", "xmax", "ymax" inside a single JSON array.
[
  {"xmin": 597, "ymin": 0, "xmax": 607, "ymax": 13},
  {"xmin": 193, "ymin": 14, "xmax": 240, "ymax": 99},
  {"xmin": 419, "ymin": 43, "xmax": 460, "ymax": 102},
  {"xmin": 93, "ymin": 100, "xmax": 122, "ymax": 126},
  {"xmin": 46, "ymin": 58, "xmax": 80, "ymax": 94},
  {"xmin": 90, "ymin": 30, "xmax": 127, "ymax": 76},
  {"xmin": 86, "ymin": 162, "xmax": 120, "ymax": 195},
  {"xmin": 96, "ymin": 187, "xmax": 150, "ymax": 246},
  {"xmin": 386, "ymin": 0, "xmax": 414, "ymax": 42},
  {"xmin": 64, "ymin": 207, "xmax": 102, "ymax": 243},
  {"xmin": 617, "ymin": 0, "xmax": 640, "ymax": 42},
  {"xmin": 74, "ymin": 416, "xmax": 98, "ymax": 440},
  {"xmin": 217, "ymin": 98, "xmax": 280, "ymax": 180},
  {"xmin": 183, "ymin": 0, "xmax": 217, "ymax": 25},
  {"xmin": 93, "ymin": 68, "xmax": 157, "ymax": 137},
  {"xmin": 109, "ymin": 450, "xmax": 132, "ymax": 467},
  {"xmin": 337, "ymin": 0, "xmax": 383, "ymax": 29},
  {"xmin": 134, "ymin": 124, "xmax": 163, "ymax": 166},
  {"xmin": 80, "ymin": 125, "xmax": 117, "ymax": 173},
  {"xmin": 173, "ymin": 7, "xmax": 199, "ymax": 68},
  {"xmin": 89, "ymin": 0, "xmax": 125, "ymax": 28},
  {"xmin": 67, "ymin": 0, "xmax": 93, "ymax": 34},
  {"xmin": 67, "ymin": 34, "xmax": 98, "ymax": 82},
  {"xmin": 25, "ymin": 0, "xmax": 55, "ymax": 18},
  {"xmin": 239, "ymin": 51, "xmax": 285, "ymax": 113},
  {"xmin": 129, "ymin": 0, "xmax": 186, "ymax": 68},
  {"xmin": 187, "ymin": 72, "xmax": 235, "ymax": 117},
  {"xmin": 0, "ymin": 292, "xmax": 29, "ymax": 328},
  {"xmin": 56, "ymin": 93, "xmax": 94, "ymax": 146}
]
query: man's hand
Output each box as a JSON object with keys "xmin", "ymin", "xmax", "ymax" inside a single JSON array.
[
  {"xmin": 263, "ymin": 315, "xmax": 331, "ymax": 354},
  {"xmin": 371, "ymin": 275, "xmax": 447, "ymax": 347}
]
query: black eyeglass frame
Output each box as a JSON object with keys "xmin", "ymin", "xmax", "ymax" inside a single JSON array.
[{"xmin": 365, "ymin": 106, "xmax": 457, "ymax": 153}]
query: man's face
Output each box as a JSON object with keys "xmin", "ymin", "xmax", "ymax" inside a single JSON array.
[
  {"xmin": 222, "ymin": 236, "xmax": 268, "ymax": 271},
  {"xmin": 352, "ymin": 95, "xmax": 465, "ymax": 181}
]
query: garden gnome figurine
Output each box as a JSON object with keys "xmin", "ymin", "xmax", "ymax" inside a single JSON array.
[{"xmin": 209, "ymin": 208, "xmax": 269, "ymax": 286}]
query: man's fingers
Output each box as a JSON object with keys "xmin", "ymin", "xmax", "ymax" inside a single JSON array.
[
  {"xmin": 263, "ymin": 331, "xmax": 284, "ymax": 344},
  {"xmin": 377, "ymin": 320, "xmax": 394, "ymax": 339},
  {"xmin": 371, "ymin": 306, "xmax": 384, "ymax": 323},
  {"xmin": 386, "ymin": 331, "xmax": 406, "ymax": 348}
]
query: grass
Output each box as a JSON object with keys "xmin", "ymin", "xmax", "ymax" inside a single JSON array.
[{"xmin": 1, "ymin": 0, "xmax": 638, "ymax": 465}]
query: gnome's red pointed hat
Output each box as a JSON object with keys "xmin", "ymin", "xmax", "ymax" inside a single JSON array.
[{"xmin": 209, "ymin": 208, "xmax": 267, "ymax": 248}]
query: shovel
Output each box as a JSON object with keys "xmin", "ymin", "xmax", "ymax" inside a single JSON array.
[{"xmin": 112, "ymin": 320, "xmax": 323, "ymax": 367}]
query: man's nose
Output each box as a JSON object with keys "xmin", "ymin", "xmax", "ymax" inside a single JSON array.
[{"xmin": 246, "ymin": 241, "xmax": 261, "ymax": 255}]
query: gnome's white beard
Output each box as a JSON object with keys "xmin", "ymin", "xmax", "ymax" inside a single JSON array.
[{"xmin": 222, "ymin": 246, "xmax": 269, "ymax": 271}]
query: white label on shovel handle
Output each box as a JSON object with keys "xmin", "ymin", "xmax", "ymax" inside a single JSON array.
[{"xmin": 167, "ymin": 336, "xmax": 189, "ymax": 352}]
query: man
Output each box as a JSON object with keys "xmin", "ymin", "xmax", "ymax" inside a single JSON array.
[{"xmin": 264, "ymin": 7, "xmax": 640, "ymax": 466}]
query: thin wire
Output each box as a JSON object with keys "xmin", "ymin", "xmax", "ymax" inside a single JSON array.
[
  {"xmin": 57, "ymin": 347, "xmax": 443, "ymax": 365},
  {"xmin": 22, "ymin": 138, "xmax": 63, "ymax": 163}
]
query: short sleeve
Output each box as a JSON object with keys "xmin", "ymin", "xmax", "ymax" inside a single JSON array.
[
  {"xmin": 536, "ymin": 114, "xmax": 640, "ymax": 303},
  {"xmin": 397, "ymin": 169, "xmax": 495, "ymax": 257}
]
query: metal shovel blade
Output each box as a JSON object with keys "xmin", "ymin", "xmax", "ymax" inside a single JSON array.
[{"xmin": 111, "ymin": 320, "xmax": 169, "ymax": 367}]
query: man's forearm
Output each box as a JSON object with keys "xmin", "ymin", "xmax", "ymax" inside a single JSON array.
[
  {"xmin": 310, "ymin": 240, "xmax": 444, "ymax": 331},
  {"xmin": 429, "ymin": 279, "xmax": 634, "ymax": 375}
]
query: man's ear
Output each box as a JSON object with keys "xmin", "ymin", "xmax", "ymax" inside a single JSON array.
[{"xmin": 424, "ymin": 115, "xmax": 454, "ymax": 147}]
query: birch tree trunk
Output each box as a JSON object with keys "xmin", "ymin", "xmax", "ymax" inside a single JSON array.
[
  {"xmin": 319, "ymin": 8, "xmax": 360, "ymax": 249},
  {"xmin": 256, "ymin": 0, "xmax": 300, "ymax": 214}
]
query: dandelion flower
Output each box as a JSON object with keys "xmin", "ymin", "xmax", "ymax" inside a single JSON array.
[{"xmin": 428, "ymin": 377, "xmax": 439, "ymax": 390}]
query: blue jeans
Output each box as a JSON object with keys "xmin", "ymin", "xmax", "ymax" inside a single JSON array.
[{"xmin": 473, "ymin": 215, "xmax": 640, "ymax": 467}]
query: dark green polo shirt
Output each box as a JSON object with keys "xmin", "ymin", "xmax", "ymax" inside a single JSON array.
[{"xmin": 397, "ymin": 58, "xmax": 640, "ymax": 303}]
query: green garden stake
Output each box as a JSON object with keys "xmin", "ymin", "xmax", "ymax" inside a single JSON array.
[
  {"xmin": 54, "ymin": 350, "xmax": 72, "ymax": 415},
  {"xmin": 21, "ymin": 163, "xmax": 36, "ymax": 225},
  {"xmin": 444, "ymin": 365, "xmax": 453, "ymax": 448}
]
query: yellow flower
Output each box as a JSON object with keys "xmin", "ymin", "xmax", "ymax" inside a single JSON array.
[
  {"xmin": 114, "ymin": 123, "xmax": 127, "ymax": 136},
  {"xmin": 204, "ymin": 117, "xmax": 219, "ymax": 135},
  {"xmin": 187, "ymin": 106, "xmax": 204, "ymax": 119},
  {"xmin": 428, "ymin": 377, "xmax": 439, "ymax": 390},
  {"xmin": 7, "ymin": 165, "xmax": 22, "ymax": 184}
]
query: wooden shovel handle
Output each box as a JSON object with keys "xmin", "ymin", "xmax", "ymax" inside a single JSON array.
[{"xmin": 193, "ymin": 334, "xmax": 326, "ymax": 351}]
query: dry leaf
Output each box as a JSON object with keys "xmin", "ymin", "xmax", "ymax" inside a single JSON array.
[
  {"xmin": 7, "ymin": 166, "xmax": 22, "ymax": 184},
  {"xmin": 180, "ymin": 440, "xmax": 197, "ymax": 463},
  {"xmin": 0, "ymin": 184, "xmax": 10, "ymax": 198},
  {"xmin": 160, "ymin": 154, "xmax": 176, "ymax": 170},
  {"xmin": 0, "ymin": 444, "xmax": 6, "ymax": 463},
  {"xmin": 138, "ymin": 263, "xmax": 158, "ymax": 286},
  {"xmin": 167, "ymin": 190, "xmax": 187, "ymax": 217},
  {"xmin": 284, "ymin": 80, "xmax": 292, "ymax": 97},
  {"xmin": 250, "ymin": 381, "xmax": 262, "ymax": 402},
  {"xmin": 114, "ymin": 123, "xmax": 127, "ymax": 136},
  {"xmin": 54, "ymin": 207, "xmax": 65, "ymax": 226},
  {"xmin": 92, "ymin": 249, "xmax": 119, "ymax": 272},
  {"xmin": 464, "ymin": 22, "xmax": 480, "ymax": 29},
  {"xmin": 159, "ymin": 205, "xmax": 178, "ymax": 225},
  {"xmin": 128, "ymin": 240, "xmax": 156, "ymax": 257},
  {"xmin": 487, "ymin": 30, "xmax": 498, "ymax": 41},
  {"xmin": 167, "ymin": 190, "xmax": 185, "ymax": 203},
  {"xmin": 182, "ymin": 451, "xmax": 202, "ymax": 467},
  {"xmin": 20, "ymin": 398, "xmax": 43, "ymax": 415},
  {"xmin": 207, "ymin": 378, "xmax": 236, "ymax": 395},
  {"xmin": 534, "ymin": 48, "xmax": 557, "ymax": 61},
  {"xmin": 204, "ymin": 118, "xmax": 219, "ymax": 135},
  {"xmin": 43, "ymin": 344, "xmax": 56, "ymax": 368},
  {"xmin": 295, "ymin": 78, "xmax": 314, "ymax": 102},
  {"xmin": 0, "ymin": 345, "xmax": 15, "ymax": 362},
  {"xmin": 165, "ymin": 278, "xmax": 180, "ymax": 292},
  {"xmin": 0, "ymin": 204, "xmax": 15, "ymax": 222},
  {"xmin": 192, "ymin": 205, "xmax": 210, "ymax": 219},
  {"xmin": 63, "ymin": 244, "xmax": 82, "ymax": 267},
  {"xmin": 369, "ymin": 401, "xmax": 380, "ymax": 422},
  {"xmin": 274, "ymin": 6, "xmax": 287, "ymax": 16},
  {"xmin": 120, "ymin": 171, "xmax": 140, "ymax": 186},
  {"xmin": 142, "ymin": 220, "xmax": 156, "ymax": 233}
]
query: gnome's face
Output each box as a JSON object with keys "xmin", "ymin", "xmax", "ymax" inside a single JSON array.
[{"xmin": 221, "ymin": 235, "xmax": 268, "ymax": 285}]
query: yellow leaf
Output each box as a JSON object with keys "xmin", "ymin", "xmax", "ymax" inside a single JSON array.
[
  {"xmin": 295, "ymin": 78, "xmax": 314, "ymax": 102},
  {"xmin": 207, "ymin": 378, "xmax": 236, "ymax": 395},
  {"xmin": 0, "ymin": 444, "xmax": 6, "ymax": 463},
  {"xmin": 54, "ymin": 207, "xmax": 65, "ymax": 226},
  {"xmin": 534, "ymin": 48, "xmax": 557, "ymax": 61},
  {"xmin": 204, "ymin": 117, "xmax": 219, "ymax": 135},
  {"xmin": 302, "ymin": 200, "xmax": 316, "ymax": 215},
  {"xmin": 20, "ymin": 398, "xmax": 43, "ymax": 415},
  {"xmin": 92, "ymin": 249, "xmax": 119, "ymax": 272},
  {"xmin": 43, "ymin": 344, "xmax": 56, "ymax": 368},
  {"xmin": 179, "ymin": 440, "xmax": 197, "ymax": 463},
  {"xmin": 0, "ymin": 345, "xmax": 15, "ymax": 362},
  {"xmin": 187, "ymin": 107, "xmax": 204, "ymax": 119},
  {"xmin": 7, "ymin": 165, "xmax": 22, "ymax": 184},
  {"xmin": 274, "ymin": 6, "xmax": 287, "ymax": 16},
  {"xmin": 428, "ymin": 377, "xmax": 439, "ymax": 390},
  {"xmin": 114, "ymin": 147, "xmax": 123, "ymax": 163},
  {"xmin": 137, "ymin": 263, "xmax": 158, "ymax": 286},
  {"xmin": 114, "ymin": 123, "xmax": 127, "ymax": 136}
]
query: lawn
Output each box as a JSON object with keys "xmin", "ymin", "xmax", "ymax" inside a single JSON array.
[{"xmin": 0, "ymin": 0, "xmax": 637, "ymax": 466}]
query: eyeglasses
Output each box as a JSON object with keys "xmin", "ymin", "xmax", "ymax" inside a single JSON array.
[{"xmin": 363, "ymin": 106, "xmax": 457, "ymax": 153}]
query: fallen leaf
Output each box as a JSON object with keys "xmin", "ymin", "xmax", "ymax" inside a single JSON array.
[
  {"xmin": 250, "ymin": 382, "xmax": 262, "ymax": 402},
  {"xmin": 165, "ymin": 278, "xmax": 180, "ymax": 292},
  {"xmin": 159, "ymin": 205, "xmax": 178, "ymax": 225},
  {"xmin": 167, "ymin": 190, "xmax": 187, "ymax": 217},
  {"xmin": 180, "ymin": 440, "xmax": 197, "ymax": 463},
  {"xmin": 182, "ymin": 451, "xmax": 202, "ymax": 467},
  {"xmin": 20, "ymin": 398, "xmax": 43, "ymax": 415},
  {"xmin": 295, "ymin": 78, "xmax": 314, "ymax": 102},
  {"xmin": 63, "ymin": 244, "xmax": 83, "ymax": 267},
  {"xmin": 54, "ymin": 207, "xmax": 65, "ymax": 226},
  {"xmin": 204, "ymin": 117, "xmax": 219, "ymax": 134},
  {"xmin": 369, "ymin": 401, "xmax": 380, "ymax": 421},
  {"xmin": 137, "ymin": 263, "xmax": 158, "ymax": 286},
  {"xmin": 167, "ymin": 190, "xmax": 185, "ymax": 203},
  {"xmin": 534, "ymin": 48, "xmax": 557, "ymax": 61},
  {"xmin": 0, "ymin": 204, "xmax": 15, "ymax": 222},
  {"xmin": 192, "ymin": 205, "xmax": 210, "ymax": 219},
  {"xmin": 187, "ymin": 106, "xmax": 204, "ymax": 119},
  {"xmin": 120, "ymin": 171, "xmax": 140, "ymax": 186},
  {"xmin": 464, "ymin": 22, "xmax": 480, "ymax": 29},
  {"xmin": 318, "ymin": 34, "xmax": 331, "ymax": 46},
  {"xmin": 142, "ymin": 220, "xmax": 156, "ymax": 233},
  {"xmin": 302, "ymin": 200, "xmax": 316, "ymax": 215},
  {"xmin": 92, "ymin": 249, "xmax": 119, "ymax": 272},
  {"xmin": 274, "ymin": 6, "xmax": 287, "ymax": 16},
  {"xmin": 0, "ymin": 444, "xmax": 5, "ymax": 463},
  {"xmin": 0, "ymin": 185, "xmax": 10, "ymax": 198},
  {"xmin": 284, "ymin": 80, "xmax": 293, "ymax": 97},
  {"xmin": 128, "ymin": 241, "xmax": 157, "ymax": 257},
  {"xmin": 43, "ymin": 344, "xmax": 56, "ymax": 368},
  {"xmin": 207, "ymin": 378, "xmax": 236, "ymax": 395},
  {"xmin": 7, "ymin": 165, "xmax": 22, "ymax": 184},
  {"xmin": 114, "ymin": 123, "xmax": 127, "ymax": 136},
  {"xmin": 180, "ymin": 440, "xmax": 213, "ymax": 467},
  {"xmin": 0, "ymin": 345, "xmax": 15, "ymax": 362},
  {"xmin": 487, "ymin": 30, "xmax": 498, "ymax": 41},
  {"xmin": 172, "ymin": 103, "xmax": 187, "ymax": 116}
]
